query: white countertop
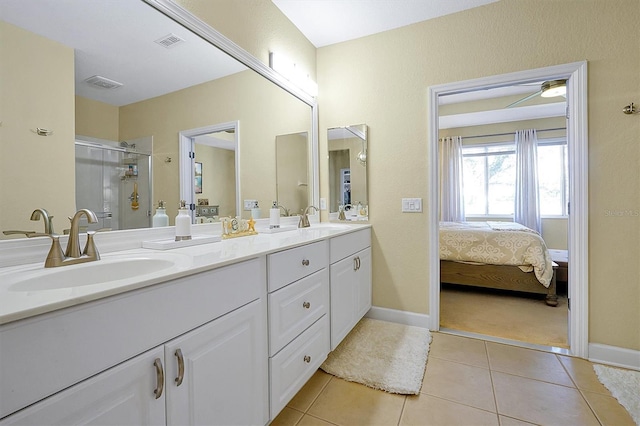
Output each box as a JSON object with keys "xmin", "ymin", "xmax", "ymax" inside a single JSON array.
[{"xmin": 0, "ymin": 223, "xmax": 370, "ymax": 325}]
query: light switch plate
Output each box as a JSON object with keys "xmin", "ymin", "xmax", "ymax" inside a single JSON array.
[
  {"xmin": 401, "ymin": 198, "xmax": 423, "ymax": 213},
  {"xmin": 320, "ymin": 198, "xmax": 327, "ymax": 210},
  {"xmin": 243, "ymin": 199, "xmax": 257, "ymax": 211}
]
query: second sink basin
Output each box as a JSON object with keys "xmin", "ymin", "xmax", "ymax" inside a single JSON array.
[{"xmin": 6, "ymin": 252, "xmax": 192, "ymax": 292}]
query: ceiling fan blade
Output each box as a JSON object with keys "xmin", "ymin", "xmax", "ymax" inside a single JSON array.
[{"xmin": 505, "ymin": 89, "xmax": 543, "ymax": 108}]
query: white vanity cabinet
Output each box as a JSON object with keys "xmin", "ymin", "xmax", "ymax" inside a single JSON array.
[
  {"xmin": 0, "ymin": 259, "xmax": 269, "ymax": 426},
  {"xmin": 267, "ymin": 241, "xmax": 331, "ymax": 418},
  {"xmin": 329, "ymin": 228, "xmax": 372, "ymax": 350}
]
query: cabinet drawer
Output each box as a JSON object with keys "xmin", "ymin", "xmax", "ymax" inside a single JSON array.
[
  {"xmin": 268, "ymin": 241, "xmax": 329, "ymax": 292},
  {"xmin": 330, "ymin": 228, "xmax": 371, "ymax": 264},
  {"xmin": 269, "ymin": 269, "xmax": 329, "ymax": 356},
  {"xmin": 269, "ymin": 315, "xmax": 329, "ymax": 419}
]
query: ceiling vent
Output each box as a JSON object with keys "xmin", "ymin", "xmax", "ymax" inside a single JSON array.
[
  {"xmin": 154, "ymin": 33, "xmax": 185, "ymax": 49},
  {"xmin": 84, "ymin": 75, "xmax": 123, "ymax": 90}
]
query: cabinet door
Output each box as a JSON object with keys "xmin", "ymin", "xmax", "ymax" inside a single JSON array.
[
  {"xmin": 164, "ymin": 299, "xmax": 268, "ymax": 426},
  {"xmin": 1, "ymin": 347, "xmax": 166, "ymax": 426},
  {"xmin": 355, "ymin": 247, "xmax": 372, "ymax": 320},
  {"xmin": 330, "ymin": 247, "xmax": 372, "ymax": 351}
]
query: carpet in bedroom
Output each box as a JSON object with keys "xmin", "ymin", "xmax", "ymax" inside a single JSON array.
[{"xmin": 440, "ymin": 284, "xmax": 568, "ymax": 348}]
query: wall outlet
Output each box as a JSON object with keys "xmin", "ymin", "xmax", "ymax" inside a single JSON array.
[
  {"xmin": 320, "ymin": 198, "xmax": 327, "ymax": 210},
  {"xmin": 401, "ymin": 198, "xmax": 423, "ymax": 213},
  {"xmin": 243, "ymin": 199, "xmax": 257, "ymax": 211}
]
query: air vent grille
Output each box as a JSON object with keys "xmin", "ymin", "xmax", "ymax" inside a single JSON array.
[
  {"xmin": 155, "ymin": 33, "xmax": 185, "ymax": 49},
  {"xmin": 84, "ymin": 75, "xmax": 123, "ymax": 90}
]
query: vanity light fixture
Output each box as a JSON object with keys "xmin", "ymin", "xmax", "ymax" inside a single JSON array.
[
  {"xmin": 269, "ymin": 52, "xmax": 318, "ymax": 97},
  {"xmin": 540, "ymin": 79, "xmax": 567, "ymax": 98}
]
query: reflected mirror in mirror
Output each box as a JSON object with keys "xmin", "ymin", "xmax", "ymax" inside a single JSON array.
[
  {"xmin": 328, "ymin": 124, "xmax": 368, "ymax": 221},
  {"xmin": 276, "ymin": 132, "xmax": 309, "ymax": 217},
  {"xmin": 0, "ymin": 0, "xmax": 313, "ymax": 238}
]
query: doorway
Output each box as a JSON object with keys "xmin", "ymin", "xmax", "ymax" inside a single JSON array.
[
  {"xmin": 427, "ymin": 62, "xmax": 589, "ymax": 358},
  {"xmin": 179, "ymin": 122, "xmax": 240, "ymax": 222}
]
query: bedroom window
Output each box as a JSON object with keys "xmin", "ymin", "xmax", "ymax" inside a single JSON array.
[{"xmin": 462, "ymin": 139, "xmax": 567, "ymax": 217}]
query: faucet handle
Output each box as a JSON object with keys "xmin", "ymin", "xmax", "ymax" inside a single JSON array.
[{"xmin": 83, "ymin": 231, "xmax": 101, "ymax": 260}]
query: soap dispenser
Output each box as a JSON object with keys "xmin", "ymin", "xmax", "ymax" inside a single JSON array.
[
  {"xmin": 175, "ymin": 200, "xmax": 192, "ymax": 241},
  {"xmin": 269, "ymin": 201, "xmax": 280, "ymax": 229},
  {"xmin": 152, "ymin": 200, "xmax": 169, "ymax": 227},
  {"xmin": 251, "ymin": 201, "xmax": 261, "ymax": 219}
]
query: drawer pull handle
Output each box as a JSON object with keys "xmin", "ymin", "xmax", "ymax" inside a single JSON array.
[
  {"xmin": 303, "ymin": 301, "xmax": 311, "ymax": 309},
  {"xmin": 303, "ymin": 355, "xmax": 311, "ymax": 363},
  {"xmin": 302, "ymin": 259, "xmax": 310, "ymax": 266},
  {"xmin": 175, "ymin": 348, "xmax": 185, "ymax": 386},
  {"xmin": 354, "ymin": 256, "xmax": 360, "ymax": 271},
  {"xmin": 153, "ymin": 358, "xmax": 164, "ymax": 399},
  {"xmin": 357, "ymin": 256, "xmax": 361, "ymax": 270}
]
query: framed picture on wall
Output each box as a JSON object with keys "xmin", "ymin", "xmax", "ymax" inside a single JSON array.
[{"xmin": 195, "ymin": 162, "xmax": 202, "ymax": 194}]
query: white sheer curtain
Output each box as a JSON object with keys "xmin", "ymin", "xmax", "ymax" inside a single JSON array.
[
  {"xmin": 514, "ymin": 129, "xmax": 541, "ymax": 233},
  {"xmin": 439, "ymin": 136, "xmax": 465, "ymax": 222}
]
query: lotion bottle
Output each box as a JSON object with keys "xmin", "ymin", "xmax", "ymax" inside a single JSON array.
[
  {"xmin": 269, "ymin": 201, "xmax": 280, "ymax": 229},
  {"xmin": 175, "ymin": 200, "xmax": 192, "ymax": 241},
  {"xmin": 152, "ymin": 200, "xmax": 169, "ymax": 227}
]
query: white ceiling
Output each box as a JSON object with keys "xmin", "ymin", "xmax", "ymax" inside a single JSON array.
[
  {"xmin": 271, "ymin": 0, "xmax": 499, "ymax": 48},
  {"xmin": 0, "ymin": 0, "xmax": 246, "ymax": 106}
]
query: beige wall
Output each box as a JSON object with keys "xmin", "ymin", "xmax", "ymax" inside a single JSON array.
[
  {"xmin": 75, "ymin": 96, "xmax": 119, "ymax": 141},
  {"xmin": 195, "ymin": 145, "xmax": 235, "ymax": 217},
  {"xmin": 276, "ymin": 133, "xmax": 309, "ymax": 216},
  {"xmin": 317, "ymin": 0, "xmax": 640, "ymax": 351},
  {"xmin": 119, "ymin": 69, "xmax": 310, "ymax": 222},
  {"xmin": 0, "ymin": 22, "xmax": 76, "ymax": 238},
  {"xmin": 176, "ymin": 0, "xmax": 316, "ymax": 80}
]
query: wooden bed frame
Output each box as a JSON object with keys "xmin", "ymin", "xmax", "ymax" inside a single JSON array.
[{"xmin": 440, "ymin": 260, "xmax": 558, "ymax": 306}]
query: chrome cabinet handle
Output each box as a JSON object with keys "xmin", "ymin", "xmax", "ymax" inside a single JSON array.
[
  {"xmin": 303, "ymin": 355, "xmax": 311, "ymax": 363},
  {"xmin": 302, "ymin": 259, "xmax": 310, "ymax": 266},
  {"xmin": 353, "ymin": 257, "xmax": 358, "ymax": 271},
  {"xmin": 153, "ymin": 358, "xmax": 164, "ymax": 399},
  {"xmin": 303, "ymin": 301, "xmax": 311, "ymax": 309},
  {"xmin": 357, "ymin": 256, "xmax": 361, "ymax": 270},
  {"xmin": 175, "ymin": 349, "xmax": 184, "ymax": 386}
]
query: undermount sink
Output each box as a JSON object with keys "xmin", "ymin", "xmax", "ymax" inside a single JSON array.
[
  {"xmin": 306, "ymin": 223, "xmax": 353, "ymax": 231},
  {"xmin": 5, "ymin": 252, "xmax": 192, "ymax": 292}
]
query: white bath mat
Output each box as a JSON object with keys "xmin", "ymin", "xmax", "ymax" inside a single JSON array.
[
  {"xmin": 320, "ymin": 318, "xmax": 432, "ymax": 395},
  {"xmin": 593, "ymin": 364, "xmax": 640, "ymax": 425}
]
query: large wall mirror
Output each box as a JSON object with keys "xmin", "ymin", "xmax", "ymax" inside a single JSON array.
[
  {"xmin": 0, "ymin": 0, "xmax": 316, "ymax": 238},
  {"xmin": 328, "ymin": 124, "xmax": 368, "ymax": 221}
]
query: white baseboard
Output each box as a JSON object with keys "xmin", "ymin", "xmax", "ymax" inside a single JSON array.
[
  {"xmin": 365, "ymin": 306, "xmax": 431, "ymax": 329},
  {"xmin": 589, "ymin": 343, "xmax": 640, "ymax": 371}
]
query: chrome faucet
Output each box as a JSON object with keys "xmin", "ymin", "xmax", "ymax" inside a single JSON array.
[
  {"xmin": 42, "ymin": 209, "xmax": 100, "ymax": 268},
  {"xmin": 298, "ymin": 205, "xmax": 319, "ymax": 228},
  {"xmin": 277, "ymin": 204, "xmax": 290, "ymax": 217},
  {"xmin": 30, "ymin": 208, "xmax": 54, "ymax": 235}
]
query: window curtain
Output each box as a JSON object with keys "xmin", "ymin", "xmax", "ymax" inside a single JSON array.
[
  {"xmin": 439, "ymin": 136, "xmax": 465, "ymax": 222},
  {"xmin": 514, "ymin": 129, "xmax": 541, "ymax": 233}
]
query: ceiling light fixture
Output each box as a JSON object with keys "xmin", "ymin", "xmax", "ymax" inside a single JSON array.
[{"xmin": 540, "ymin": 79, "xmax": 567, "ymax": 98}]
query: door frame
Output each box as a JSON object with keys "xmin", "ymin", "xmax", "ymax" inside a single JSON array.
[
  {"xmin": 426, "ymin": 61, "xmax": 589, "ymax": 358},
  {"xmin": 179, "ymin": 121, "xmax": 240, "ymax": 219}
]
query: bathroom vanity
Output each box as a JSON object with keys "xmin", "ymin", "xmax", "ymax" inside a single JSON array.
[{"xmin": 0, "ymin": 223, "xmax": 371, "ymax": 425}]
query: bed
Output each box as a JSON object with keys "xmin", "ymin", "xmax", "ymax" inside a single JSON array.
[{"xmin": 439, "ymin": 221, "xmax": 558, "ymax": 306}]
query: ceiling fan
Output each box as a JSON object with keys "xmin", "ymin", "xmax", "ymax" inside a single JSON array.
[{"xmin": 506, "ymin": 79, "xmax": 567, "ymax": 108}]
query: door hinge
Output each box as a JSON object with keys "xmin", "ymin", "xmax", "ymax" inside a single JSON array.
[
  {"xmin": 190, "ymin": 204, "xmax": 196, "ymax": 211},
  {"xmin": 568, "ymin": 298, "xmax": 570, "ymax": 310},
  {"xmin": 189, "ymin": 151, "xmax": 195, "ymax": 159}
]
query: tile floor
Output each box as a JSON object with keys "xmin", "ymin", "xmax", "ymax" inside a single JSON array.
[{"xmin": 271, "ymin": 332, "xmax": 635, "ymax": 426}]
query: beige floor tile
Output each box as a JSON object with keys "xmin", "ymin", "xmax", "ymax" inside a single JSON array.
[
  {"xmin": 430, "ymin": 333, "xmax": 489, "ymax": 368},
  {"xmin": 297, "ymin": 414, "xmax": 338, "ymax": 426},
  {"xmin": 498, "ymin": 415, "xmax": 536, "ymax": 425},
  {"xmin": 486, "ymin": 342, "xmax": 574, "ymax": 387},
  {"xmin": 400, "ymin": 394, "xmax": 499, "ymax": 426},
  {"xmin": 271, "ymin": 407, "xmax": 305, "ymax": 426},
  {"xmin": 581, "ymin": 389, "xmax": 636, "ymax": 426},
  {"xmin": 421, "ymin": 357, "xmax": 496, "ymax": 412},
  {"xmin": 307, "ymin": 378, "xmax": 405, "ymax": 426},
  {"xmin": 287, "ymin": 370, "xmax": 333, "ymax": 412},
  {"xmin": 558, "ymin": 355, "xmax": 610, "ymax": 394},
  {"xmin": 492, "ymin": 371, "xmax": 600, "ymax": 425}
]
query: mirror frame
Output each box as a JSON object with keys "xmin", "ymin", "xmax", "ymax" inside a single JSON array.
[{"xmin": 145, "ymin": 0, "xmax": 319, "ymax": 213}]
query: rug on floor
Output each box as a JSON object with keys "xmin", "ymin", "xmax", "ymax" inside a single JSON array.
[
  {"xmin": 320, "ymin": 318, "xmax": 432, "ymax": 395},
  {"xmin": 593, "ymin": 364, "xmax": 640, "ymax": 425}
]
